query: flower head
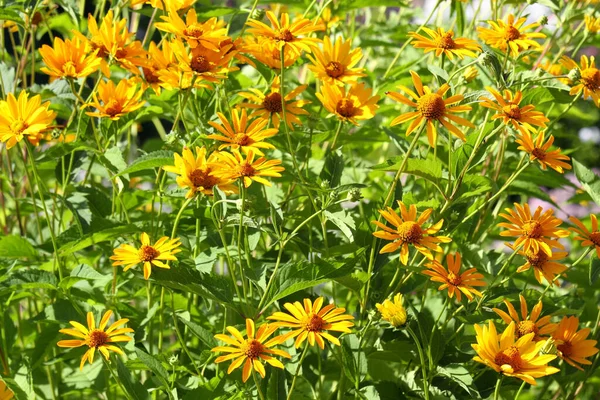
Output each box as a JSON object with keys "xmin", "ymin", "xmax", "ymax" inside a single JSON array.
[
  {"xmin": 585, "ymin": 15, "xmax": 600, "ymax": 34},
  {"xmin": 516, "ymin": 130, "xmax": 571, "ymax": 173},
  {"xmin": 463, "ymin": 65, "xmax": 478, "ymax": 82},
  {"xmin": 267, "ymin": 297, "xmax": 354, "ymax": 349},
  {"xmin": 155, "ymin": 8, "xmax": 227, "ymax": 49},
  {"xmin": 560, "ymin": 55, "xmax": 600, "ymax": 107},
  {"xmin": 211, "ymin": 149, "xmax": 284, "ymax": 188},
  {"xmin": 498, "ymin": 203, "xmax": 569, "ymax": 256},
  {"xmin": 513, "ymin": 245, "xmax": 568, "ymax": 286},
  {"xmin": 472, "ymin": 321, "xmax": 559, "ymax": 385},
  {"xmin": 569, "ymin": 214, "xmax": 600, "ymax": 258},
  {"xmin": 423, "ymin": 252, "xmax": 485, "ymax": 302},
  {"xmin": 0, "ymin": 91, "xmax": 56, "ymax": 149},
  {"xmin": 110, "ymin": 233, "xmax": 182, "ymax": 279},
  {"xmin": 207, "ymin": 109, "xmax": 277, "ymax": 155},
  {"xmin": 57, "ymin": 310, "xmax": 134, "ymax": 370},
  {"xmin": 409, "ymin": 27, "xmax": 481, "ymax": 60},
  {"xmin": 477, "ymin": 14, "xmax": 545, "ymax": 57},
  {"xmin": 84, "ymin": 79, "xmax": 145, "ymax": 120},
  {"xmin": 141, "ymin": 40, "xmax": 177, "ymax": 94},
  {"xmin": 552, "ymin": 316, "xmax": 599, "ymax": 370},
  {"xmin": 39, "ymin": 36, "xmax": 102, "ymax": 79},
  {"xmin": 480, "ymin": 87, "xmax": 549, "ymax": 134},
  {"xmin": 244, "ymin": 36, "xmax": 300, "ymax": 70},
  {"xmin": 372, "ymin": 201, "xmax": 451, "ymax": 265},
  {"xmin": 376, "ymin": 293, "xmax": 407, "ymax": 328},
  {"xmin": 492, "ymin": 295, "xmax": 557, "ymax": 341},
  {"xmin": 212, "ymin": 319, "xmax": 291, "ymax": 382},
  {"xmin": 307, "ymin": 36, "xmax": 366, "ymax": 85},
  {"xmin": 387, "ymin": 71, "xmax": 474, "ymax": 147},
  {"xmin": 317, "ymin": 82, "xmax": 379, "ymax": 125},
  {"xmin": 162, "ymin": 146, "xmax": 237, "ymax": 198}
]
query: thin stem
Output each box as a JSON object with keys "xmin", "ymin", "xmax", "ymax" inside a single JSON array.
[
  {"xmin": 103, "ymin": 357, "xmax": 132, "ymax": 400},
  {"xmin": 406, "ymin": 326, "xmax": 430, "ymax": 400},
  {"xmin": 515, "ymin": 381, "xmax": 526, "ymax": 400},
  {"xmin": 170, "ymin": 197, "xmax": 193, "ymax": 239},
  {"xmin": 493, "ymin": 375, "xmax": 503, "ymax": 400},
  {"xmin": 237, "ymin": 183, "xmax": 248, "ymax": 297},
  {"xmin": 287, "ymin": 342, "xmax": 309, "ymax": 400},
  {"xmin": 329, "ymin": 120, "xmax": 344, "ymax": 151},
  {"xmin": 252, "ymin": 369, "xmax": 267, "ymax": 400},
  {"xmin": 157, "ymin": 287, "xmax": 166, "ymax": 353}
]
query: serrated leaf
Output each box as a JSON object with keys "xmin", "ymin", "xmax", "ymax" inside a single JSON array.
[
  {"xmin": 324, "ymin": 210, "xmax": 355, "ymax": 242},
  {"xmin": 572, "ymin": 158, "xmax": 600, "ymax": 207},
  {"xmin": 134, "ymin": 348, "xmax": 170, "ymax": 383},
  {"xmin": 57, "ymin": 224, "xmax": 140, "ymax": 255},
  {"xmin": 117, "ymin": 150, "xmax": 175, "ymax": 177},
  {"xmin": 115, "ymin": 356, "xmax": 150, "ymax": 400},
  {"xmin": 3, "ymin": 270, "xmax": 57, "ymax": 290},
  {"xmin": 0, "ymin": 235, "xmax": 37, "ymax": 258},
  {"xmin": 104, "ymin": 146, "xmax": 128, "ymax": 174},
  {"xmin": 178, "ymin": 316, "xmax": 217, "ymax": 348},
  {"xmin": 320, "ymin": 150, "xmax": 344, "ymax": 188}
]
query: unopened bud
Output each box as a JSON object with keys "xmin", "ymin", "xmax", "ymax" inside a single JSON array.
[
  {"xmin": 535, "ymin": 67, "xmax": 545, "ymax": 77},
  {"xmin": 169, "ymin": 354, "xmax": 179, "ymax": 365},
  {"xmin": 251, "ymin": 9, "xmax": 265, "ymax": 20},
  {"xmin": 463, "ymin": 66, "xmax": 478, "ymax": 83},
  {"xmin": 538, "ymin": 15, "xmax": 548, "ymax": 26},
  {"xmin": 478, "ymin": 52, "xmax": 493, "ymax": 66},
  {"xmin": 320, "ymin": 180, "xmax": 330, "ymax": 189},
  {"xmin": 347, "ymin": 187, "xmax": 363, "ymax": 202},
  {"xmin": 568, "ymin": 67, "xmax": 581, "ymax": 82}
]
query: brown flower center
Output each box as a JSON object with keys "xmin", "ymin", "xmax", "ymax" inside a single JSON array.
[
  {"xmin": 276, "ymin": 29, "xmax": 295, "ymax": 42},
  {"xmin": 234, "ymin": 133, "xmax": 252, "ymax": 146},
  {"xmin": 91, "ymin": 42, "xmax": 109, "ymax": 59},
  {"xmin": 241, "ymin": 339, "xmax": 264, "ymax": 360},
  {"xmin": 303, "ymin": 313, "xmax": 326, "ymax": 332},
  {"xmin": 494, "ymin": 345, "xmax": 523, "ymax": 371},
  {"xmin": 447, "ymin": 271, "xmax": 462, "ymax": 286},
  {"xmin": 436, "ymin": 32, "xmax": 456, "ymax": 49},
  {"xmin": 139, "ymin": 245, "xmax": 160, "ymax": 262},
  {"xmin": 143, "ymin": 67, "xmax": 160, "ymax": 84},
  {"xmin": 396, "ymin": 221, "xmax": 423, "ymax": 244},
  {"xmin": 189, "ymin": 168, "xmax": 217, "ymax": 190},
  {"xmin": 10, "ymin": 119, "xmax": 27, "ymax": 134},
  {"xmin": 417, "ymin": 93, "xmax": 446, "ymax": 120},
  {"xmin": 526, "ymin": 250, "xmax": 548, "ymax": 268},
  {"xmin": 517, "ymin": 320, "xmax": 538, "ymax": 338},
  {"xmin": 88, "ymin": 329, "xmax": 109, "ymax": 348},
  {"xmin": 336, "ymin": 98, "xmax": 359, "ymax": 118},
  {"xmin": 557, "ymin": 341, "xmax": 573, "ymax": 357},
  {"xmin": 104, "ymin": 99, "xmax": 123, "ymax": 117},
  {"xmin": 581, "ymin": 68, "xmax": 600, "ymax": 91},
  {"xmin": 262, "ymin": 93, "xmax": 283, "ymax": 113},
  {"xmin": 326, "ymin": 61, "xmax": 345, "ymax": 78},
  {"xmin": 184, "ymin": 24, "xmax": 204, "ymax": 38},
  {"xmin": 522, "ymin": 221, "xmax": 543, "ymax": 238},
  {"xmin": 502, "ymin": 104, "xmax": 522, "ymax": 120},
  {"xmin": 191, "ymin": 55, "xmax": 211, "ymax": 73},
  {"xmin": 504, "ymin": 26, "xmax": 521, "ymax": 41},
  {"xmin": 237, "ymin": 162, "xmax": 256, "ymax": 177},
  {"xmin": 589, "ymin": 231, "xmax": 600, "ymax": 246}
]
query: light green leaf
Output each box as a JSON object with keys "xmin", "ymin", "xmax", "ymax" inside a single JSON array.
[
  {"xmin": 0, "ymin": 235, "xmax": 37, "ymax": 258},
  {"xmin": 324, "ymin": 210, "xmax": 355, "ymax": 242},
  {"xmin": 57, "ymin": 225, "xmax": 140, "ymax": 255},
  {"xmin": 178, "ymin": 316, "xmax": 217, "ymax": 348},
  {"xmin": 572, "ymin": 158, "xmax": 600, "ymax": 207},
  {"xmin": 117, "ymin": 150, "xmax": 175, "ymax": 177}
]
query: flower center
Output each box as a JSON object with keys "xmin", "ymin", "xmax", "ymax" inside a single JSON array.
[
  {"xmin": 502, "ymin": 104, "xmax": 521, "ymax": 120},
  {"xmin": 557, "ymin": 341, "xmax": 573, "ymax": 357},
  {"xmin": 417, "ymin": 93, "xmax": 446, "ymax": 120},
  {"xmin": 184, "ymin": 24, "xmax": 204, "ymax": 38},
  {"xmin": 10, "ymin": 119, "xmax": 27, "ymax": 134},
  {"xmin": 237, "ymin": 162, "xmax": 256, "ymax": 177},
  {"xmin": 504, "ymin": 26, "xmax": 521, "ymax": 41},
  {"xmin": 87, "ymin": 329, "xmax": 109, "ymax": 348},
  {"xmin": 526, "ymin": 250, "xmax": 548, "ymax": 268},
  {"xmin": 336, "ymin": 98, "xmax": 359, "ymax": 118},
  {"xmin": 396, "ymin": 221, "xmax": 423, "ymax": 244},
  {"xmin": 517, "ymin": 320, "xmax": 538, "ymax": 338},
  {"xmin": 62, "ymin": 61, "xmax": 77, "ymax": 76},
  {"xmin": 589, "ymin": 231, "xmax": 600, "ymax": 246},
  {"xmin": 104, "ymin": 99, "xmax": 123, "ymax": 118},
  {"xmin": 522, "ymin": 221, "xmax": 543, "ymax": 238},
  {"xmin": 303, "ymin": 313, "xmax": 326, "ymax": 332},
  {"xmin": 494, "ymin": 345, "xmax": 523, "ymax": 371},
  {"xmin": 276, "ymin": 29, "xmax": 294, "ymax": 42},
  {"xmin": 138, "ymin": 244, "xmax": 160, "ymax": 262},
  {"xmin": 326, "ymin": 61, "xmax": 345, "ymax": 78},
  {"xmin": 447, "ymin": 271, "xmax": 462, "ymax": 286},
  {"xmin": 92, "ymin": 42, "xmax": 109, "ymax": 59},
  {"xmin": 436, "ymin": 32, "xmax": 456, "ymax": 49},
  {"xmin": 191, "ymin": 55, "xmax": 211, "ymax": 73},
  {"xmin": 241, "ymin": 339, "xmax": 264, "ymax": 360},
  {"xmin": 531, "ymin": 148, "xmax": 546, "ymax": 161},
  {"xmin": 188, "ymin": 168, "xmax": 217, "ymax": 190},
  {"xmin": 262, "ymin": 93, "xmax": 283, "ymax": 113},
  {"xmin": 114, "ymin": 48, "xmax": 128, "ymax": 60},
  {"xmin": 143, "ymin": 67, "xmax": 160, "ymax": 84},
  {"xmin": 581, "ymin": 68, "xmax": 600, "ymax": 91},
  {"xmin": 234, "ymin": 133, "xmax": 252, "ymax": 146}
]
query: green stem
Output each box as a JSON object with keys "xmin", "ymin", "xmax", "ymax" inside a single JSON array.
[
  {"xmin": 406, "ymin": 326, "xmax": 430, "ymax": 400},
  {"xmin": 157, "ymin": 287, "xmax": 165, "ymax": 353},
  {"xmin": 170, "ymin": 197, "xmax": 193, "ymax": 239},
  {"xmin": 287, "ymin": 342, "xmax": 309, "ymax": 400},
  {"xmin": 538, "ymin": 247, "xmax": 592, "ymax": 301},
  {"xmin": 170, "ymin": 290, "xmax": 201, "ymax": 375},
  {"xmin": 253, "ymin": 369, "xmax": 267, "ymax": 400},
  {"xmin": 493, "ymin": 375, "xmax": 503, "ymax": 400},
  {"xmin": 545, "ymin": 92, "xmax": 582, "ymax": 132},
  {"xmin": 103, "ymin": 357, "xmax": 132, "ymax": 400},
  {"xmin": 237, "ymin": 183, "xmax": 248, "ymax": 297},
  {"xmin": 515, "ymin": 381, "xmax": 526, "ymax": 400},
  {"xmin": 329, "ymin": 120, "xmax": 344, "ymax": 151}
]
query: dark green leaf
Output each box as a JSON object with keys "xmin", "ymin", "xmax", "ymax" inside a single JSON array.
[
  {"xmin": 178, "ymin": 316, "xmax": 218, "ymax": 348},
  {"xmin": 115, "ymin": 356, "xmax": 150, "ymax": 400},
  {"xmin": 134, "ymin": 348, "xmax": 170, "ymax": 383},
  {"xmin": 116, "ymin": 150, "xmax": 175, "ymax": 177}
]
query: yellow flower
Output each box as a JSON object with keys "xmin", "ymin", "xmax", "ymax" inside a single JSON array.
[
  {"xmin": 0, "ymin": 380, "xmax": 13, "ymax": 400},
  {"xmin": 238, "ymin": 76, "xmax": 309, "ymax": 129},
  {"xmin": 477, "ymin": 14, "xmax": 545, "ymax": 57},
  {"xmin": 516, "ymin": 130, "xmax": 571, "ymax": 173},
  {"xmin": 162, "ymin": 146, "xmax": 237, "ymax": 198},
  {"xmin": 498, "ymin": 203, "xmax": 569, "ymax": 256},
  {"xmin": 246, "ymin": 11, "xmax": 324, "ymax": 58},
  {"xmin": 472, "ymin": 321, "xmax": 559, "ymax": 385},
  {"xmin": 539, "ymin": 59, "xmax": 564, "ymax": 77},
  {"xmin": 307, "ymin": 36, "xmax": 366, "ymax": 86},
  {"xmin": 492, "ymin": 294, "xmax": 557, "ymax": 341},
  {"xmin": 211, "ymin": 149, "xmax": 285, "ymax": 188},
  {"xmin": 267, "ymin": 297, "xmax": 354, "ymax": 349},
  {"xmin": 513, "ymin": 245, "xmax": 568, "ymax": 286},
  {"xmin": 423, "ymin": 252, "xmax": 485, "ymax": 302},
  {"xmin": 129, "ymin": 0, "xmax": 195, "ymax": 11},
  {"xmin": 84, "ymin": 79, "xmax": 145, "ymax": 120},
  {"xmin": 57, "ymin": 310, "xmax": 134, "ymax": 370},
  {"xmin": 212, "ymin": 319, "xmax": 291, "ymax": 382},
  {"xmin": 207, "ymin": 109, "xmax": 277, "ymax": 155},
  {"xmin": 387, "ymin": 70, "xmax": 474, "ymax": 147},
  {"xmin": 110, "ymin": 232, "xmax": 182, "ymax": 279},
  {"xmin": 155, "ymin": 8, "xmax": 227, "ymax": 50},
  {"xmin": 409, "ymin": 27, "xmax": 481, "ymax": 59},
  {"xmin": 244, "ymin": 37, "xmax": 300, "ymax": 70},
  {"xmin": 0, "ymin": 91, "xmax": 56, "ymax": 149},
  {"xmin": 376, "ymin": 293, "xmax": 407, "ymax": 328},
  {"xmin": 317, "ymin": 82, "xmax": 379, "ymax": 125},
  {"xmin": 317, "ymin": 7, "xmax": 340, "ymax": 32},
  {"xmin": 552, "ymin": 316, "xmax": 599, "ymax": 370},
  {"xmin": 569, "ymin": 214, "xmax": 600, "ymax": 258},
  {"xmin": 480, "ymin": 87, "xmax": 549, "ymax": 134},
  {"xmin": 372, "ymin": 201, "xmax": 451, "ymax": 265},
  {"xmin": 463, "ymin": 65, "xmax": 478, "ymax": 82},
  {"xmin": 141, "ymin": 40, "xmax": 177, "ymax": 94},
  {"xmin": 39, "ymin": 36, "xmax": 102, "ymax": 79},
  {"xmin": 560, "ymin": 55, "xmax": 600, "ymax": 106},
  {"xmin": 585, "ymin": 15, "xmax": 600, "ymax": 34}
]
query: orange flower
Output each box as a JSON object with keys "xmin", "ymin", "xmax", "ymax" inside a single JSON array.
[
  {"xmin": 552, "ymin": 316, "xmax": 599, "ymax": 370},
  {"xmin": 39, "ymin": 36, "xmax": 102, "ymax": 79},
  {"xmin": 0, "ymin": 91, "xmax": 56, "ymax": 149},
  {"xmin": 492, "ymin": 294, "xmax": 556, "ymax": 341},
  {"xmin": 207, "ymin": 109, "xmax": 277, "ymax": 155},
  {"xmin": 560, "ymin": 55, "xmax": 600, "ymax": 107},
  {"xmin": 84, "ymin": 79, "xmax": 145, "ymax": 120},
  {"xmin": 480, "ymin": 87, "xmax": 549, "ymax": 134},
  {"xmin": 307, "ymin": 36, "xmax": 366, "ymax": 85},
  {"xmin": 155, "ymin": 8, "xmax": 227, "ymax": 49},
  {"xmin": 141, "ymin": 40, "xmax": 177, "ymax": 94},
  {"xmin": 211, "ymin": 149, "xmax": 285, "ymax": 188},
  {"xmin": 569, "ymin": 214, "xmax": 600, "ymax": 258},
  {"xmin": 513, "ymin": 245, "xmax": 568, "ymax": 286},
  {"xmin": 317, "ymin": 82, "xmax": 379, "ymax": 125},
  {"xmin": 409, "ymin": 27, "xmax": 481, "ymax": 59},
  {"xmin": 477, "ymin": 14, "xmax": 545, "ymax": 57},
  {"xmin": 422, "ymin": 252, "xmax": 485, "ymax": 302},
  {"xmin": 516, "ymin": 130, "xmax": 571, "ymax": 173}
]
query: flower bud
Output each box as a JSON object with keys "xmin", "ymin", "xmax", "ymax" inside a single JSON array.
[
  {"xmin": 568, "ymin": 67, "xmax": 581, "ymax": 82},
  {"xmin": 251, "ymin": 9, "xmax": 265, "ymax": 20},
  {"xmin": 463, "ymin": 66, "xmax": 478, "ymax": 83},
  {"xmin": 347, "ymin": 187, "xmax": 363, "ymax": 202},
  {"xmin": 478, "ymin": 52, "xmax": 493, "ymax": 66},
  {"xmin": 538, "ymin": 15, "xmax": 548, "ymax": 26}
]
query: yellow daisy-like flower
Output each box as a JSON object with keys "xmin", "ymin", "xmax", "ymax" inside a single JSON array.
[
  {"xmin": 585, "ymin": 15, "xmax": 600, "ymax": 34},
  {"xmin": 376, "ymin": 293, "xmax": 407, "ymax": 328},
  {"xmin": 246, "ymin": 11, "xmax": 324, "ymax": 57},
  {"xmin": 552, "ymin": 316, "xmax": 599, "ymax": 371},
  {"xmin": 211, "ymin": 149, "xmax": 285, "ymax": 188},
  {"xmin": 244, "ymin": 36, "xmax": 300, "ymax": 70},
  {"xmin": 129, "ymin": 0, "xmax": 195, "ymax": 11},
  {"xmin": 539, "ymin": 59, "xmax": 564, "ymax": 77},
  {"xmin": 492, "ymin": 294, "xmax": 557, "ymax": 341},
  {"xmin": 477, "ymin": 14, "xmax": 545, "ymax": 57},
  {"xmin": 513, "ymin": 245, "xmax": 568, "ymax": 286},
  {"xmin": 0, "ymin": 380, "xmax": 13, "ymax": 400},
  {"xmin": 39, "ymin": 36, "xmax": 102, "ymax": 79},
  {"xmin": 560, "ymin": 55, "xmax": 600, "ymax": 106},
  {"xmin": 307, "ymin": 36, "xmax": 366, "ymax": 86},
  {"xmin": 422, "ymin": 252, "xmax": 486, "ymax": 302},
  {"xmin": 162, "ymin": 146, "xmax": 237, "ymax": 198},
  {"xmin": 207, "ymin": 109, "xmax": 277, "ymax": 156},
  {"xmin": 463, "ymin": 65, "xmax": 478, "ymax": 83},
  {"xmin": 110, "ymin": 233, "xmax": 182, "ymax": 280},
  {"xmin": 472, "ymin": 321, "xmax": 559, "ymax": 385},
  {"xmin": 409, "ymin": 27, "xmax": 481, "ymax": 60},
  {"xmin": 387, "ymin": 70, "xmax": 474, "ymax": 147},
  {"xmin": 57, "ymin": 310, "xmax": 134, "ymax": 370},
  {"xmin": 155, "ymin": 8, "xmax": 227, "ymax": 50},
  {"xmin": 479, "ymin": 87, "xmax": 549, "ymax": 134},
  {"xmin": 515, "ymin": 130, "xmax": 571, "ymax": 173},
  {"xmin": 372, "ymin": 201, "xmax": 452, "ymax": 265},
  {"xmin": 569, "ymin": 214, "xmax": 600, "ymax": 258},
  {"xmin": 238, "ymin": 76, "xmax": 309, "ymax": 129},
  {"xmin": 317, "ymin": 7, "xmax": 340, "ymax": 32},
  {"xmin": 498, "ymin": 203, "xmax": 568, "ymax": 256},
  {"xmin": 267, "ymin": 297, "xmax": 354, "ymax": 349},
  {"xmin": 84, "ymin": 79, "xmax": 145, "ymax": 120},
  {"xmin": 317, "ymin": 82, "xmax": 379, "ymax": 126},
  {"xmin": 0, "ymin": 91, "xmax": 56, "ymax": 150},
  {"xmin": 212, "ymin": 319, "xmax": 291, "ymax": 383},
  {"xmin": 141, "ymin": 40, "xmax": 177, "ymax": 94}
]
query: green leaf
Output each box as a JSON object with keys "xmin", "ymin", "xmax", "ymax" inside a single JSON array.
[
  {"xmin": 436, "ymin": 364, "xmax": 478, "ymax": 397},
  {"xmin": 59, "ymin": 264, "xmax": 112, "ymax": 289},
  {"xmin": 115, "ymin": 356, "xmax": 150, "ymax": 400},
  {"xmin": 572, "ymin": 158, "xmax": 600, "ymax": 207},
  {"xmin": 177, "ymin": 316, "xmax": 218, "ymax": 348},
  {"xmin": 116, "ymin": 150, "xmax": 175, "ymax": 177},
  {"xmin": 0, "ymin": 376, "xmax": 30, "ymax": 400},
  {"xmin": 590, "ymin": 258, "xmax": 600, "ymax": 285},
  {"xmin": 341, "ymin": 336, "xmax": 358, "ymax": 386},
  {"xmin": 0, "ymin": 235, "xmax": 37, "ymax": 258},
  {"xmin": 104, "ymin": 146, "xmax": 128, "ymax": 174},
  {"xmin": 372, "ymin": 156, "xmax": 442, "ymax": 184},
  {"xmin": 57, "ymin": 225, "xmax": 140, "ymax": 255},
  {"xmin": 427, "ymin": 65, "xmax": 449, "ymax": 82},
  {"xmin": 134, "ymin": 348, "xmax": 170, "ymax": 383},
  {"xmin": 0, "ymin": 9, "xmax": 25, "ymax": 26},
  {"xmin": 152, "ymin": 267, "xmax": 233, "ymax": 303},
  {"xmin": 324, "ymin": 210, "xmax": 355, "ymax": 242},
  {"xmin": 320, "ymin": 150, "xmax": 344, "ymax": 188},
  {"xmin": 3, "ymin": 270, "xmax": 57, "ymax": 291}
]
